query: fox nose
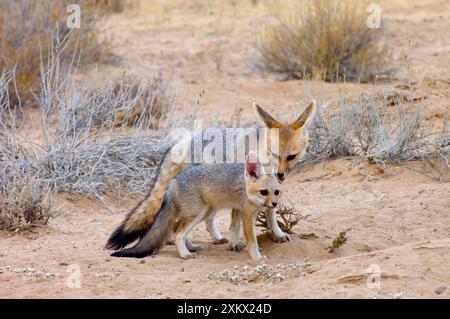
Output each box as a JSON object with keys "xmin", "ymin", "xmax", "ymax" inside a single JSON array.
[
  {"xmin": 272, "ymin": 202, "xmax": 278, "ymax": 207},
  {"xmin": 277, "ymin": 173, "xmax": 285, "ymax": 181}
]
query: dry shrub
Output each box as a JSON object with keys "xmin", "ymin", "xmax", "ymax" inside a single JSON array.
[
  {"xmin": 0, "ymin": 75, "xmax": 51, "ymax": 230},
  {"xmin": 0, "ymin": 37, "xmax": 183, "ymax": 230},
  {"xmin": 34, "ymin": 44, "xmax": 179, "ymax": 199},
  {"xmin": 256, "ymin": 0, "xmax": 391, "ymax": 82},
  {"xmin": 257, "ymin": 205, "xmax": 301, "ymax": 235},
  {"xmin": 111, "ymin": 73, "xmax": 175, "ymax": 129},
  {"xmin": 0, "ymin": 6, "xmax": 181, "ymax": 229},
  {"xmin": 95, "ymin": 0, "xmax": 131, "ymax": 13},
  {"xmin": 0, "ymin": 0, "xmax": 111, "ymax": 105},
  {"xmin": 301, "ymin": 92, "xmax": 450, "ymax": 169},
  {"xmin": 0, "ymin": 161, "xmax": 51, "ymax": 231},
  {"xmin": 0, "ymin": 139, "xmax": 51, "ymax": 231},
  {"xmin": 48, "ymin": 72, "xmax": 176, "ymax": 133}
]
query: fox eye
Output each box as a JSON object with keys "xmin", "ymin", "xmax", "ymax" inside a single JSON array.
[
  {"xmin": 260, "ymin": 189, "xmax": 269, "ymax": 196},
  {"xmin": 286, "ymin": 154, "xmax": 297, "ymax": 161},
  {"xmin": 274, "ymin": 190, "xmax": 280, "ymax": 196}
]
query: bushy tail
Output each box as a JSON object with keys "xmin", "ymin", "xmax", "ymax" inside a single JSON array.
[
  {"xmin": 110, "ymin": 194, "xmax": 177, "ymax": 258},
  {"xmin": 106, "ymin": 143, "xmax": 189, "ymax": 250}
]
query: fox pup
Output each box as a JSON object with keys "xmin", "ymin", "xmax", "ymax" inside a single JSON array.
[{"xmin": 110, "ymin": 152, "xmax": 281, "ymax": 260}]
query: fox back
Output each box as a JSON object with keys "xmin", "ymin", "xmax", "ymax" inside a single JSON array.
[{"xmin": 172, "ymin": 161, "xmax": 280, "ymax": 212}]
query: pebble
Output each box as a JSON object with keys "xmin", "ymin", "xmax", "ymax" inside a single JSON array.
[
  {"xmin": 392, "ymin": 293, "xmax": 404, "ymax": 299},
  {"xmin": 435, "ymin": 284, "xmax": 447, "ymax": 295}
]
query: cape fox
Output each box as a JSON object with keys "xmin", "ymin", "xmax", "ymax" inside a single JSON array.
[
  {"xmin": 106, "ymin": 101, "xmax": 316, "ymax": 252},
  {"xmin": 110, "ymin": 152, "xmax": 281, "ymax": 259}
]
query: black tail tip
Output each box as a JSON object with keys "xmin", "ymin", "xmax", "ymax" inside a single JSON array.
[
  {"xmin": 106, "ymin": 226, "xmax": 127, "ymax": 250},
  {"xmin": 110, "ymin": 250, "xmax": 130, "ymax": 258},
  {"xmin": 106, "ymin": 224, "xmax": 146, "ymax": 250},
  {"xmin": 110, "ymin": 249, "xmax": 153, "ymax": 258}
]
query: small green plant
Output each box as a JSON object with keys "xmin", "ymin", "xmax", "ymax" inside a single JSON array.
[{"xmin": 328, "ymin": 230, "xmax": 349, "ymax": 252}]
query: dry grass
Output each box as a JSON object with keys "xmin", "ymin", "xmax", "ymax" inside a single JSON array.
[
  {"xmin": 0, "ymin": 158, "xmax": 51, "ymax": 231},
  {"xmin": 111, "ymin": 73, "xmax": 175, "ymax": 129},
  {"xmin": 46, "ymin": 72, "xmax": 176, "ymax": 133},
  {"xmin": 0, "ymin": 0, "xmax": 112, "ymax": 106},
  {"xmin": 96, "ymin": 0, "xmax": 132, "ymax": 13},
  {"xmin": 0, "ymin": 34, "xmax": 186, "ymax": 229},
  {"xmin": 301, "ymin": 92, "xmax": 450, "ymax": 172},
  {"xmin": 34, "ymin": 39, "xmax": 180, "ymax": 200},
  {"xmin": 0, "ymin": 73, "xmax": 51, "ymax": 231},
  {"xmin": 255, "ymin": 0, "xmax": 391, "ymax": 82}
]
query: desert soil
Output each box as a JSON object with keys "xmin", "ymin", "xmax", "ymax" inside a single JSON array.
[{"xmin": 1, "ymin": 0, "xmax": 449, "ymax": 298}]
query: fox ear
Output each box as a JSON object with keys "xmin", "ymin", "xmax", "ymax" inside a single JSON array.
[
  {"xmin": 253, "ymin": 102, "xmax": 283, "ymax": 129},
  {"xmin": 290, "ymin": 100, "xmax": 316, "ymax": 129},
  {"xmin": 245, "ymin": 151, "xmax": 263, "ymax": 179}
]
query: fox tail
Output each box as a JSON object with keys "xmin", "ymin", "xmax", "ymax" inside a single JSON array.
[
  {"xmin": 106, "ymin": 142, "xmax": 189, "ymax": 250},
  {"xmin": 110, "ymin": 194, "xmax": 177, "ymax": 258}
]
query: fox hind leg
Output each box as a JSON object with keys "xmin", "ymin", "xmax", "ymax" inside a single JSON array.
[
  {"xmin": 175, "ymin": 208, "xmax": 208, "ymax": 259},
  {"xmin": 186, "ymin": 239, "xmax": 201, "ymax": 252},
  {"xmin": 205, "ymin": 208, "xmax": 228, "ymax": 244}
]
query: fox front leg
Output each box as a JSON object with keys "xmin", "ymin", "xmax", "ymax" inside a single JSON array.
[
  {"xmin": 227, "ymin": 208, "xmax": 245, "ymax": 252},
  {"xmin": 264, "ymin": 208, "xmax": 290, "ymax": 243},
  {"xmin": 242, "ymin": 209, "xmax": 264, "ymax": 260}
]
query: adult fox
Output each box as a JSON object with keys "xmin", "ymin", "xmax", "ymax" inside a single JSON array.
[{"xmin": 106, "ymin": 100, "xmax": 316, "ymax": 252}]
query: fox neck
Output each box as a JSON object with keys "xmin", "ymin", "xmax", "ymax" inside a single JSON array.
[{"xmin": 244, "ymin": 198, "xmax": 264, "ymax": 213}]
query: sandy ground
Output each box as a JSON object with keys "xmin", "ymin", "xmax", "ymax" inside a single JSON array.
[{"xmin": 1, "ymin": 0, "xmax": 449, "ymax": 298}]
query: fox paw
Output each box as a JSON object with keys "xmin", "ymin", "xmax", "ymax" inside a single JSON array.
[
  {"xmin": 253, "ymin": 255, "xmax": 267, "ymax": 260},
  {"xmin": 213, "ymin": 238, "xmax": 229, "ymax": 245},
  {"xmin": 249, "ymin": 251, "xmax": 266, "ymax": 260},
  {"xmin": 272, "ymin": 233, "xmax": 290, "ymax": 243},
  {"xmin": 227, "ymin": 242, "xmax": 246, "ymax": 252},
  {"xmin": 180, "ymin": 253, "xmax": 196, "ymax": 260},
  {"xmin": 187, "ymin": 244, "xmax": 201, "ymax": 252}
]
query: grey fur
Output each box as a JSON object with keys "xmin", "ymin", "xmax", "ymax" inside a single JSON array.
[{"xmin": 111, "ymin": 163, "xmax": 263, "ymax": 258}]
